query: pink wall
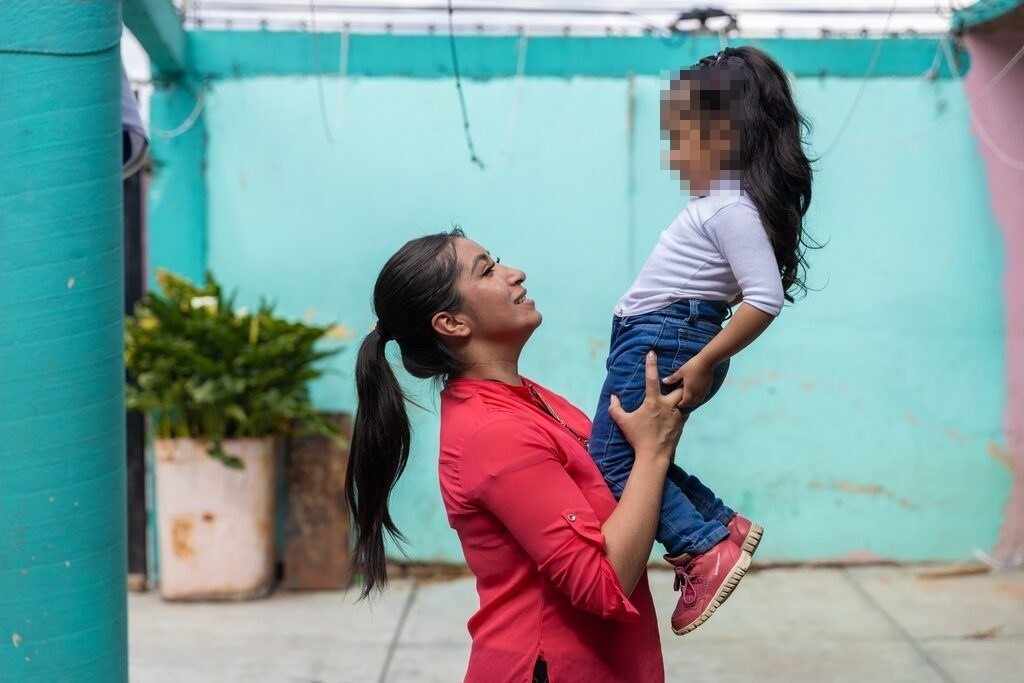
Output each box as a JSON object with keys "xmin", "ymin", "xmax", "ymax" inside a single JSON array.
[{"xmin": 964, "ymin": 29, "xmax": 1024, "ymax": 563}]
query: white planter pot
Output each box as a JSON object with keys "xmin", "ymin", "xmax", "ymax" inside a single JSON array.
[{"xmin": 154, "ymin": 437, "xmax": 276, "ymax": 600}]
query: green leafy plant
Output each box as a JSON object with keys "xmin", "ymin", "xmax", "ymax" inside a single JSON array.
[{"xmin": 125, "ymin": 270, "xmax": 343, "ymax": 468}]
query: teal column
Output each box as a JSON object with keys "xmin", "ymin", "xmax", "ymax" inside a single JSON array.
[{"xmin": 0, "ymin": 2, "xmax": 128, "ymax": 682}]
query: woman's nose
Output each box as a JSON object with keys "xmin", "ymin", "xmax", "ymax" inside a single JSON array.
[{"xmin": 508, "ymin": 267, "xmax": 526, "ymax": 284}]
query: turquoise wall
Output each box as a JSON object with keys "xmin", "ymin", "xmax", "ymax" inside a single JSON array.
[{"xmin": 150, "ymin": 33, "xmax": 1009, "ymax": 563}]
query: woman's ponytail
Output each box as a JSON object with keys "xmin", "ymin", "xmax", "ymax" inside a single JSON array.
[
  {"xmin": 346, "ymin": 327, "xmax": 411, "ymax": 598},
  {"xmin": 345, "ymin": 229, "xmax": 466, "ymax": 598}
]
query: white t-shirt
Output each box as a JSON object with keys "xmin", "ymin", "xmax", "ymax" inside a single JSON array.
[{"xmin": 616, "ymin": 191, "xmax": 784, "ymax": 317}]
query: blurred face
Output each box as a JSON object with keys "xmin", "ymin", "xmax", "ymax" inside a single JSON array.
[
  {"xmin": 662, "ymin": 84, "xmax": 736, "ymax": 192},
  {"xmin": 449, "ymin": 238, "xmax": 542, "ymax": 345}
]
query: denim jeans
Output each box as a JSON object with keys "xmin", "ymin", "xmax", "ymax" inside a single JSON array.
[{"xmin": 589, "ymin": 299, "xmax": 735, "ymax": 558}]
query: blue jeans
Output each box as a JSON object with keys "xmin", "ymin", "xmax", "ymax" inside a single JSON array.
[{"xmin": 590, "ymin": 299, "xmax": 734, "ymax": 557}]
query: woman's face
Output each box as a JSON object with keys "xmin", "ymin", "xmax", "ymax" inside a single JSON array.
[{"xmin": 450, "ymin": 237, "xmax": 542, "ymax": 345}]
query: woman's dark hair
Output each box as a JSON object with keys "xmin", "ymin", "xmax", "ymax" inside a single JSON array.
[
  {"xmin": 346, "ymin": 228, "xmax": 467, "ymax": 598},
  {"xmin": 666, "ymin": 46, "xmax": 818, "ymax": 302}
]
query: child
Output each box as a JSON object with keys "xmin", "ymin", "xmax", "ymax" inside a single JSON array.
[{"xmin": 588, "ymin": 46, "xmax": 815, "ymax": 636}]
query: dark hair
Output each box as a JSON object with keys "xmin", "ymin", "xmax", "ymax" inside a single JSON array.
[
  {"xmin": 665, "ymin": 46, "xmax": 817, "ymax": 302},
  {"xmin": 346, "ymin": 228, "xmax": 467, "ymax": 598}
]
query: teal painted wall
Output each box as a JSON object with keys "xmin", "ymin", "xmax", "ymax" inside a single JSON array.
[{"xmin": 149, "ymin": 34, "xmax": 1008, "ymax": 564}]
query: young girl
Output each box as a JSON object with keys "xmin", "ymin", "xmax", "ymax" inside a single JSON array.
[{"xmin": 588, "ymin": 46, "xmax": 815, "ymax": 636}]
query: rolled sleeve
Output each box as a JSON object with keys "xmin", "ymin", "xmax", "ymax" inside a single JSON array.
[{"xmin": 462, "ymin": 419, "xmax": 640, "ymax": 622}]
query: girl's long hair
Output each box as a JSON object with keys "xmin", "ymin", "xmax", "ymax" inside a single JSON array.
[{"xmin": 346, "ymin": 229, "xmax": 466, "ymax": 598}]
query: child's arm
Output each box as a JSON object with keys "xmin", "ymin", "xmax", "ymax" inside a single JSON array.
[{"xmin": 662, "ymin": 303, "xmax": 774, "ymax": 407}]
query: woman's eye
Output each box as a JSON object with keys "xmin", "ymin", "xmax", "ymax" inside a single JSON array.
[{"xmin": 484, "ymin": 257, "xmax": 500, "ymax": 276}]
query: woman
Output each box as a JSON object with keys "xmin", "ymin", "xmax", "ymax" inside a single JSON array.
[{"xmin": 346, "ymin": 229, "xmax": 688, "ymax": 683}]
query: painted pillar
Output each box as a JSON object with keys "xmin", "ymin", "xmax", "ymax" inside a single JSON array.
[
  {"xmin": 0, "ymin": 1, "xmax": 128, "ymax": 681},
  {"xmin": 963, "ymin": 29, "xmax": 1024, "ymax": 564}
]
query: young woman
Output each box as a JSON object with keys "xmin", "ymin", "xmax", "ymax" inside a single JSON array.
[{"xmin": 346, "ymin": 229, "xmax": 688, "ymax": 683}]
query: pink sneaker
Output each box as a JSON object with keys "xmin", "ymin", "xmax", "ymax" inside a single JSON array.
[
  {"xmin": 665, "ymin": 539, "xmax": 750, "ymax": 635},
  {"xmin": 727, "ymin": 514, "xmax": 764, "ymax": 557}
]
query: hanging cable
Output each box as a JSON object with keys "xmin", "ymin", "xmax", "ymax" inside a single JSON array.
[
  {"xmin": 818, "ymin": 0, "xmax": 899, "ymax": 158},
  {"xmin": 310, "ymin": 0, "xmax": 336, "ymax": 143},
  {"xmin": 448, "ymin": 0, "xmax": 485, "ymax": 169},
  {"xmin": 968, "ymin": 41, "xmax": 1024, "ymax": 103},
  {"xmin": 150, "ymin": 88, "xmax": 206, "ymax": 139}
]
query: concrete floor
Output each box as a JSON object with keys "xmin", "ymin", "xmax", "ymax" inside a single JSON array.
[{"xmin": 129, "ymin": 565, "xmax": 1024, "ymax": 682}]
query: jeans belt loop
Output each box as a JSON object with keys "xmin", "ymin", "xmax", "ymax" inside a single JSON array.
[{"xmin": 687, "ymin": 298, "xmax": 700, "ymax": 323}]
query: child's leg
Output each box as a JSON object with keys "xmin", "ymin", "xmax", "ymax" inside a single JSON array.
[
  {"xmin": 589, "ymin": 316, "xmax": 730, "ymax": 557},
  {"xmin": 656, "ymin": 466, "xmax": 730, "ymax": 557},
  {"xmin": 593, "ymin": 391, "xmax": 728, "ymax": 557},
  {"xmin": 666, "ymin": 463, "xmax": 735, "ymax": 528}
]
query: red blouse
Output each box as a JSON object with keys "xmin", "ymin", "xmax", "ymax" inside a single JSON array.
[{"xmin": 438, "ymin": 377, "xmax": 664, "ymax": 683}]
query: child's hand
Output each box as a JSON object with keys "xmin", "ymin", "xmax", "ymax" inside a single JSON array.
[{"xmin": 662, "ymin": 356, "xmax": 714, "ymax": 409}]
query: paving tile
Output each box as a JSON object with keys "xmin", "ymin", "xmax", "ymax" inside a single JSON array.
[
  {"xmin": 383, "ymin": 643, "xmax": 472, "ymax": 683},
  {"xmin": 397, "ymin": 577, "xmax": 475, "ymax": 645},
  {"xmin": 129, "ymin": 581, "xmax": 412, "ymax": 645},
  {"xmin": 920, "ymin": 637, "xmax": 1024, "ymax": 683},
  {"xmin": 649, "ymin": 567, "xmax": 901, "ymax": 643},
  {"xmin": 130, "ymin": 636, "xmax": 389, "ymax": 683},
  {"xmin": 846, "ymin": 567, "xmax": 1024, "ymax": 639},
  {"xmin": 129, "ymin": 584, "xmax": 413, "ymax": 682},
  {"xmin": 662, "ymin": 638, "xmax": 947, "ymax": 683}
]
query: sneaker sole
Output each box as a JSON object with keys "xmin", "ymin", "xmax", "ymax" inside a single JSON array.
[
  {"xmin": 672, "ymin": 550, "xmax": 752, "ymax": 636},
  {"xmin": 741, "ymin": 523, "xmax": 764, "ymax": 557}
]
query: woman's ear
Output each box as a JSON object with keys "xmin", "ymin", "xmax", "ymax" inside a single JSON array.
[{"xmin": 431, "ymin": 311, "xmax": 470, "ymax": 340}]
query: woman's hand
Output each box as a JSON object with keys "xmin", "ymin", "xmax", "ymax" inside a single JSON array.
[
  {"xmin": 602, "ymin": 351, "xmax": 685, "ymax": 595},
  {"xmin": 662, "ymin": 355, "xmax": 715, "ymax": 409},
  {"xmin": 608, "ymin": 351, "xmax": 686, "ymax": 463}
]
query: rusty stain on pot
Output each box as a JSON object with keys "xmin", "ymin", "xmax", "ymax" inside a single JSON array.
[{"xmin": 171, "ymin": 517, "xmax": 196, "ymax": 558}]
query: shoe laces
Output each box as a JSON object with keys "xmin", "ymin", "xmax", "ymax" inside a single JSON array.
[{"xmin": 673, "ymin": 565, "xmax": 700, "ymax": 606}]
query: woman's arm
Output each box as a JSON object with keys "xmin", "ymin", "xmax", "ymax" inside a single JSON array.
[{"xmin": 601, "ymin": 351, "xmax": 686, "ymax": 595}]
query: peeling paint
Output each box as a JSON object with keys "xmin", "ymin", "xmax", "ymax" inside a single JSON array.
[
  {"xmin": 809, "ymin": 479, "xmax": 917, "ymax": 510},
  {"xmin": 988, "ymin": 442, "xmax": 1015, "ymax": 472},
  {"xmin": 946, "ymin": 427, "xmax": 967, "ymax": 443}
]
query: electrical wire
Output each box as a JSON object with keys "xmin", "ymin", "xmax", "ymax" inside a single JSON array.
[
  {"xmin": 818, "ymin": 0, "xmax": 899, "ymax": 158},
  {"xmin": 447, "ymin": 0, "xmax": 486, "ymax": 169},
  {"xmin": 150, "ymin": 89, "xmax": 206, "ymax": 139},
  {"xmin": 310, "ymin": 1, "xmax": 336, "ymax": 143},
  {"xmin": 941, "ymin": 34, "xmax": 1024, "ymax": 171}
]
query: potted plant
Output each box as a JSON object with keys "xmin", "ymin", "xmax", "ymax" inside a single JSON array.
[{"xmin": 125, "ymin": 270, "xmax": 341, "ymax": 600}]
